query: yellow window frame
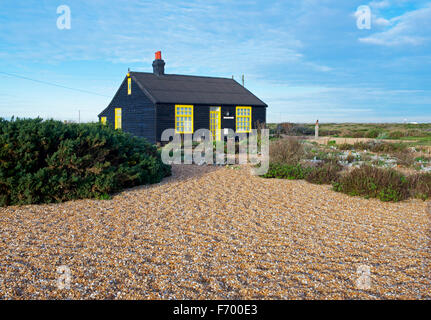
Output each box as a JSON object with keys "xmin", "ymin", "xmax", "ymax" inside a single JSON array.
[
  {"xmin": 115, "ymin": 108, "xmax": 122, "ymax": 129},
  {"xmin": 127, "ymin": 77, "xmax": 131, "ymax": 95},
  {"xmin": 210, "ymin": 107, "xmax": 221, "ymax": 141},
  {"xmin": 101, "ymin": 116, "xmax": 107, "ymax": 125},
  {"xmin": 236, "ymin": 106, "xmax": 252, "ymax": 133},
  {"xmin": 175, "ymin": 105, "xmax": 193, "ymax": 134}
]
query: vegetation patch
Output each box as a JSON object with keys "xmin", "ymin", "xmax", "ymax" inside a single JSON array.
[
  {"xmin": 263, "ymin": 163, "xmax": 308, "ymax": 180},
  {"xmin": 262, "ymin": 136, "xmax": 431, "ymax": 202},
  {"xmin": 304, "ymin": 162, "xmax": 343, "ymax": 185},
  {"xmin": 408, "ymin": 173, "xmax": 431, "ymax": 200},
  {"xmin": 269, "ymin": 137, "xmax": 306, "ymax": 165},
  {"xmin": 333, "ymin": 166, "xmax": 410, "ymax": 202},
  {"xmin": 0, "ymin": 118, "xmax": 171, "ymax": 206}
]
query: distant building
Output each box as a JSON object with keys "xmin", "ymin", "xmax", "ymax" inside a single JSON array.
[{"xmin": 98, "ymin": 51, "xmax": 268, "ymax": 144}]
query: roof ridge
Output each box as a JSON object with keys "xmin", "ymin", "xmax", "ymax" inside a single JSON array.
[{"xmin": 130, "ymin": 71, "xmax": 236, "ymax": 81}]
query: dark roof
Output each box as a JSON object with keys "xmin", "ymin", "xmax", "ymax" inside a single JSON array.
[{"xmin": 130, "ymin": 72, "xmax": 267, "ymax": 107}]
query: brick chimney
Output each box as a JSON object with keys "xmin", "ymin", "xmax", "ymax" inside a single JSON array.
[{"xmin": 152, "ymin": 51, "xmax": 165, "ymax": 76}]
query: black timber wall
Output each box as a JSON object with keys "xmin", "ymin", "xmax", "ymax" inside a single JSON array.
[
  {"xmin": 98, "ymin": 77, "xmax": 156, "ymax": 144},
  {"xmin": 155, "ymin": 104, "xmax": 266, "ymax": 142}
]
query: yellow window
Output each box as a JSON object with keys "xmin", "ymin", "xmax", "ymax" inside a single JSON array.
[
  {"xmin": 209, "ymin": 107, "xmax": 221, "ymax": 141},
  {"xmin": 115, "ymin": 108, "xmax": 122, "ymax": 129},
  {"xmin": 101, "ymin": 116, "xmax": 107, "ymax": 125},
  {"xmin": 236, "ymin": 106, "xmax": 252, "ymax": 133},
  {"xmin": 127, "ymin": 77, "xmax": 131, "ymax": 95},
  {"xmin": 175, "ymin": 105, "xmax": 193, "ymax": 134}
]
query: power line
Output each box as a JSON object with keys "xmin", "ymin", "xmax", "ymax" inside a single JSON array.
[{"xmin": 0, "ymin": 71, "xmax": 110, "ymax": 97}]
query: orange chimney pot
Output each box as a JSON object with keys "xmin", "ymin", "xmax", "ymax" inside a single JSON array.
[{"xmin": 155, "ymin": 51, "xmax": 162, "ymax": 60}]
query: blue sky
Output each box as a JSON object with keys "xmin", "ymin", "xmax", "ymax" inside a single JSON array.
[{"xmin": 0, "ymin": 0, "xmax": 430, "ymax": 123}]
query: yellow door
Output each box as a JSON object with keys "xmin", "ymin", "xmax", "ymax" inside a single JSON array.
[{"xmin": 210, "ymin": 107, "xmax": 221, "ymax": 141}]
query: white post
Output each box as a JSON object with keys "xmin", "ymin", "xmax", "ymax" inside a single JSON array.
[{"xmin": 315, "ymin": 120, "xmax": 319, "ymax": 139}]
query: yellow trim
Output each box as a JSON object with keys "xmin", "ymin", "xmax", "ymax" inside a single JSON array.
[
  {"xmin": 236, "ymin": 106, "xmax": 252, "ymax": 133},
  {"xmin": 175, "ymin": 105, "xmax": 193, "ymax": 134},
  {"xmin": 127, "ymin": 78, "xmax": 131, "ymax": 95},
  {"xmin": 210, "ymin": 107, "xmax": 221, "ymax": 141},
  {"xmin": 101, "ymin": 116, "xmax": 107, "ymax": 125},
  {"xmin": 115, "ymin": 108, "xmax": 122, "ymax": 129}
]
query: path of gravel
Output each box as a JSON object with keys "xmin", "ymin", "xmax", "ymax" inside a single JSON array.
[{"xmin": 0, "ymin": 165, "xmax": 430, "ymax": 299}]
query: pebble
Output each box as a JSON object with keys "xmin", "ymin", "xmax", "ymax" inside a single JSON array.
[{"xmin": 0, "ymin": 164, "xmax": 430, "ymax": 299}]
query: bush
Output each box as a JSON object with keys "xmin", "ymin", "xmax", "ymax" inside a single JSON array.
[
  {"xmin": 366, "ymin": 129, "xmax": 380, "ymax": 138},
  {"xmin": 304, "ymin": 162, "xmax": 342, "ymax": 185},
  {"xmin": 369, "ymin": 142, "xmax": 408, "ymax": 153},
  {"xmin": 352, "ymin": 142, "xmax": 369, "ymax": 151},
  {"xmin": 388, "ymin": 131, "xmax": 404, "ymax": 139},
  {"xmin": 408, "ymin": 173, "xmax": 431, "ymax": 200},
  {"xmin": 352, "ymin": 141, "xmax": 408, "ymax": 153},
  {"xmin": 338, "ymin": 143, "xmax": 354, "ymax": 151},
  {"xmin": 277, "ymin": 122, "xmax": 294, "ymax": 135},
  {"xmin": 352, "ymin": 131, "xmax": 366, "ymax": 138},
  {"xmin": 333, "ymin": 166, "xmax": 410, "ymax": 202},
  {"xmin": 269, "ymin": 137, "xmax": 306, "ymax": 165},
  {"xmin": 319, "ymin": 129, "xmax": 342, "ymax": 136},
  {"xmin": 262, "ymin": 163, "xmax": 308, "ymax": 180},
  {"xmin": 0, "ymin": 118, "xmax": 171, "ymax": 206},
  {"xmin": 327, "ymin": 140, "xmax": 337, "ymax": 146},
  {"xmin": 406, "ymin": 129, "xmax": 428, "ymax": 137},
  {"xmin": 292, "ymin": 126, "xmax": 314, "ymax": 136}
]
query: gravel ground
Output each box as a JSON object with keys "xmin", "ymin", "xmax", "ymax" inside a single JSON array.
[{"xmin": 0, "ymin": 164, "xmax": 430, "ymax": 299}]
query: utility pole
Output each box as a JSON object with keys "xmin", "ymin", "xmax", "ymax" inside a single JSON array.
[{"xmin": 242, "ymin": 74, "xmax": 245, "ymax": 87}]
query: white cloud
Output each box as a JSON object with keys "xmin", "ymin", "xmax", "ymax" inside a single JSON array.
[
  {"xmin": 369, "ymin": 0, "xmax": 391, "ymax": 9},
  {"xmin": 359, "ymin": 4, "xmax": 431, "ymax": 46},
  {"xmin": 374, "ymin": 17, "xmax": 391, "ymax": 26}
]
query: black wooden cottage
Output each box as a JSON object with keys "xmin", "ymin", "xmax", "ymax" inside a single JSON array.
[{"xmin": 98, "ymin": 52, "xmax": 268, "ymax": 144}]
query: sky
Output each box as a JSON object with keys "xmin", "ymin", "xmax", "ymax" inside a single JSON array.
[{"xmin": 0, "ymin": 0, "xmax": 430, "ymax": 123}]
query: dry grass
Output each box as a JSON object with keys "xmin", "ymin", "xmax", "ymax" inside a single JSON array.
[{"xmin": 269, "ymin": 137, "xmax": 306, "ymax": 165}]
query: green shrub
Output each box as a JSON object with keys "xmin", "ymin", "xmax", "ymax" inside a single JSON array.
[
  {"xmin": 327, "ymin": 140, "xmax": 337, "ymax": 146},
  {"xmin": 304, "ymin": 162, "xmax": 342, "ymax": 185},
  {"xmin": 333, "ymin": 166, "xmax": 410, "ymax": 202},
  {"xmin": 262, "ymin": 163, "xmax": 309, "ymax": 180},
  {"xmin": 376, "ymin": 132, "xmax": 389, "ymax": 140},
  {"xmin": 0, "ymin": 118, "xmax": 171, "ymax": 206},
  {"xmin": 366, "ymin": 129, "xmax": 380, "ymax": 138}
]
